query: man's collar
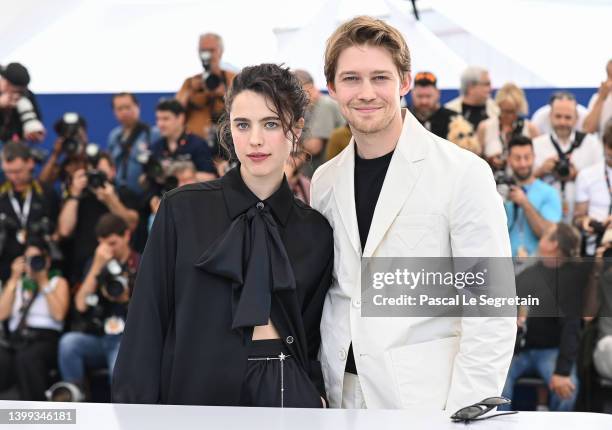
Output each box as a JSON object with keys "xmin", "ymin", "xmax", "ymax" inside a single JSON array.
[
  {"xmin": 550, "ymin": 129, "xmax": 576, "ymax": 146},
  {"xmin": 221, "ymin": 165, "xmax": 293, "ymax": 226}
]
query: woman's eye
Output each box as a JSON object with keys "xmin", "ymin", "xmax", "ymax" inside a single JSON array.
[
  {"xmin": 265, "ymin": 122, "xmax": 279, "ymax": 129},
  {"xmin": 236, "ymin": 122, "xmax": 249, "ymax": 130}
]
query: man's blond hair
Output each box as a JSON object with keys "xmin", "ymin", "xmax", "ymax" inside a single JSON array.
[{"xmin": 324, "ymin": 16, "xmax": 411, "ymax": 86}]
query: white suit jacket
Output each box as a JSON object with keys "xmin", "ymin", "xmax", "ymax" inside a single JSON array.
[{"xmin": 310, "ymin": 110, "xmax": 516, "ymax": 412}]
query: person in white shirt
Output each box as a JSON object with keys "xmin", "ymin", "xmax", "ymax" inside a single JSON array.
[
  {"xmin": 0, "ymin": 240, "xmax": 69, "ymax": 400},
  {"xmin": 533, "ymin": 92, "xmax": 603, "ymax": 223},
  {"xmin": 583, "ymin": 59, "xmax": 612, "ymax": 138},
  {"xmin": 574, "ymin": 120, "xmax": 612, "ymax": 255},
  {"xmin": 531, "ymin": 98, "xmax": 588, "ymax": 137},
  {"xmin": 479, "ymin": 82, "xmax": 539, "ymax": 171}
]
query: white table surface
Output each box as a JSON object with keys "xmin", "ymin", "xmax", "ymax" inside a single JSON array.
[{"xmin": 0, "ymin": 401, "xmax": 611, "ymax": 430}]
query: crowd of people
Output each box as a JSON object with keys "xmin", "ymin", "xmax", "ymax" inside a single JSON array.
[{"xmin": 1, "ymin": 26, "xmax": 612, "ymax": 413}]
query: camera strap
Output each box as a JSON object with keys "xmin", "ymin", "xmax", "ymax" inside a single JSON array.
[
  {"xmin": 118, "ymin": 122, "xmax": 150, "ymax": 181},
  {"xmin": 8, "ymin": 188, "xmax": 32, "ymax": 229},
  {"xmin": 549, "ymin": 131, "xmax": 586, "ymax": 161},
  {"xmin": 15, "ymin": 281, "xmax": 40, "ymax": 336}
]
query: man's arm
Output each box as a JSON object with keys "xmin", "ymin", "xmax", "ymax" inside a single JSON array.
[
  {"xmin": 94, "ymin": 184, "xmax": 139, "ymax": 231},
  {"xmin": 583, "ymin": 83, "xmax": 612, "ymax": 134},
  {"xmin": 57, "ymin": 168, "xmax": 88, "ymax": 238},
  {"xmin": 445, "ymin": 156, "xmax": 516, "ymax": 413}
]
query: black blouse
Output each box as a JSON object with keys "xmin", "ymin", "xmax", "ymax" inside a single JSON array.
[{"xmin": 112, "ymin": 166, "xmax": 334, "ymax": 406}]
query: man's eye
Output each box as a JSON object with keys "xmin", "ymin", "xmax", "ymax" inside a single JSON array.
[
  {"xmin": 373, "ymin": 75, "xmax": 388, "ymax": 81},
  {"xmin": 343, "ymin": 76, "xmax": 358, "ymax": 81}
]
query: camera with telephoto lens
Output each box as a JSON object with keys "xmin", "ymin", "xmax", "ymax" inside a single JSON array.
[
  {"xmin": 0, "ymin": 213, "xmax": 19, "ymax": 256},
  {"xmin": 15, "ymin": 96, "xmax": 45, "ymax": 138},
  {"xmin": 86, "ymin": 169, "xmax": 108, "ymax": 189},
  {"xmin": 55, "ymin": 112, "xmax": 84, "ymax": 156},
  {"xmin": 555, "ymin": 157, "xmax": 571, "ymax": 178},
  {"xmin": 199, "ymin": 50, "xmax": 221, "ymax": 91},
  {"xmin": 97, "ymin": 259, "xmax": 129, "ymax": 301}
]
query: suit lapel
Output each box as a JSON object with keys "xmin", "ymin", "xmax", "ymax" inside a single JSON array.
[
  {"xmin": 362, "ymin": 111, "xmax": 431, "ymax": 258},
  {"xmin": 332, "ymin": 142, "xmax": 362, "ymax": 257}
]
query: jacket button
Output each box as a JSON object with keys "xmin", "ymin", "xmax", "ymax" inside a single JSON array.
[
  {"xmin": 339, "ymin": 349, "xmax": 347, "ymax": 361},
  {"xmin": 285, "ymin": 336, "xmax": 294, "ymax": 344},
  {"xmin": 256, "ymin": 202, "xmax": 265, "ymax": 210}
]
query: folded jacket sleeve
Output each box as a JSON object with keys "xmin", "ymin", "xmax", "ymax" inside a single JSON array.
[{"xmin": 112, "ymin": 194, "xmax": 177, "ymax": 403}]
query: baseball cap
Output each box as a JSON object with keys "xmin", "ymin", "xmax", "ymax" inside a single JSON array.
[
  {"xmin": 414, "ymin": 71, "xmax": 437, "ymax": 87},
  {"xmin": 0, "ymin": 62, "xmax": 30, "ymax": 87}
]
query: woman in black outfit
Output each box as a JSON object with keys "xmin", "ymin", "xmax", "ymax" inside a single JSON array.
[{"xmin": 112, "ymin": 64, "xmax": 333, "ymax": 408}]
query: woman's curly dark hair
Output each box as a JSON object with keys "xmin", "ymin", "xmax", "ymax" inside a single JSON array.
[{"xmin": 218, "ymin": 64, "xmax": 309, "ymax": 160}]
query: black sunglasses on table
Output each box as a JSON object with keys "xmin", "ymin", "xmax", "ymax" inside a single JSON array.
[{"xmin": 450, "ymin": 396, "xmax": 518, "ymax": 423}]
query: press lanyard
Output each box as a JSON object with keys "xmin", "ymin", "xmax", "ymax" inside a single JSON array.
[{"xmin": 8, "ymin": 189, "xmax": 32, "ymax": 228}]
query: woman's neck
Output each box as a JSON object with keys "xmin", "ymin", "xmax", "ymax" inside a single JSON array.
[{"xmin": 240, "ymin": 165, "xmax": 284, "ymax": 201}]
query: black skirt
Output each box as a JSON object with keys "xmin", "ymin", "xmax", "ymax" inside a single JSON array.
[{"xmin": 240, "ymin": 339, "xmax": 322, "ymax": 408}]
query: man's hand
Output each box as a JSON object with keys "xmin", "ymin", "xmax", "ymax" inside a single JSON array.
[
  {"xmin": 52, "ymin": 137, "xmax": 65, "ymax": 156},
  {"xmin": 94, "ymin": 182, "xmax": 118, "ymax": 206},
  {"xmin": 69, "ymin": 169, "xmax": 88, "ymax": 197},
  {"xmin": 508, "ymin": 185, "xmax": 528, "ymax": 207},
  {"xmin": 24, "ymin": 130, "xmax": 46, "ymax": 142},
  {"xmin": 93, "ymin": 242, "xmax": 114, "ymax": 271},
  {"xmin": 539, "ymin": 156, "xmax": 558, "ymax": 176},
  {"xmin": 0, "ymin": 91, "xmax": 19, "ymax": 108},
  {"xmin": 488, "ymin": 155, "xmax": 506, "ymax": 171},
  {"xmin": 549, "ymin": 374, "xmax": 575, "ymax": 400},
  {"xmin": 597, "ymin": 80, "xmax": 612, "ymax": 100}
]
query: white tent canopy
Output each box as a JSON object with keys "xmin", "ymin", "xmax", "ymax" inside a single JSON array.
[{"xmin": 2, "ymin": 0, "xmax": 609, "ymax": 93}]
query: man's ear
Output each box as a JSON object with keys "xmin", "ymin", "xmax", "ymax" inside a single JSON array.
[
  {"xmin": 327, "ymin": 82, "xmax": 337, "ymax": 100},
  {"xmin": 400, "ymin": 73, "xmax": 411, "ymax": 97}
]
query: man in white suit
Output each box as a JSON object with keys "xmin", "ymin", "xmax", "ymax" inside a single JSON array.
[{"xmin": 310, "ymin": 16, "xmax": 516, "ymax": 412}]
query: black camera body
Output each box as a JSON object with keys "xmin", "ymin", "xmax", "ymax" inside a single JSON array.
[
  {"xmin": 199, "ymin": 50, "xmax": 222, "ymax": 91},
  {"xmin": 494, "ymin": 170, "xmax": 517, "ymax": 187},
  {"xmin": 555, "ymin": 157, "xmax": 571, "ymax": 178},
  {"xmin": 86, "ymin": 169, "xmax": 108, "ymax": 189},
  {"xmin": 54, "ymin": 112, "xmax": 84, "ymax": 156}
]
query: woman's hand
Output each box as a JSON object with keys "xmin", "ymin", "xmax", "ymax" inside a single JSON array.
[{"xmin": 10, "ymin": 256, "xmax": 26, "ymax": 282}]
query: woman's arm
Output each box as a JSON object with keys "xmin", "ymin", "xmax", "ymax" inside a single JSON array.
[
  {"xmin": 43, "ymin": 277, "xmax": 70, "ymax": 321},
  {"xmin": 111, "ymin": 194, "xmax": 177, "ymax": 404}
]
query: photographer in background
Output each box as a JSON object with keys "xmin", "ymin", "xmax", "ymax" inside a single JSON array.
[
  {"xmin": 53, "ymin": 214, "xmax": 138, "ymax": 401},
  {"xmin": 107, "ymin": 92, "xmax": 158, "ymax": 196},
  {"xmin": 0, "ymin": 62, "xmax": 45, "ymax": 145},
  {"xmin": 57, "ymin": 152, "xmax": 138, "ymax": 285},
  {"xmin": 39, "ymin": 113, "xmax": 92, "ymax": 186},
  {"xmin": 501, "ymin": 223, "xmax": 584, "ymax": 412},
  {"xmin": 574, "ymin": 119, "xmax": 612, "ymax": 256},
  {"xmin": 503, "ymin": 136, "xmax": 562, "ymax": 257},
  {"xmin": 408, "ymin": 71, "xmax": 458, "ymax": 140},
  {"xmin": 149, "ymin": 99, "xmax": 216, "ymax": 182},
  {"xmin": 533, "ymin": 92, "xmax": 603, "ymax": 223},
  {"xmin": 0, "ymin": 238, "xmax": 69, "ymax": 400},
  {"xmin": 0, "ymin": 142, "xmax": 59, "ymax": 283},
  {"xmin": 176, "ymin": 33, "xmax": 235, "ymax": 159}
]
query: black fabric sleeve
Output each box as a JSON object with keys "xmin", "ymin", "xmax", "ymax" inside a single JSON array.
[
  {"xmin": 301, "ymin": 234, "xmax": 333, "ymax": 402},
  {"xmin": 111, "ymin": 194, "xmax": 176, "ymax": 403},
  {"xmin": 554, "ymin": 317, "xmax": 581, "ymax": 376}
]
